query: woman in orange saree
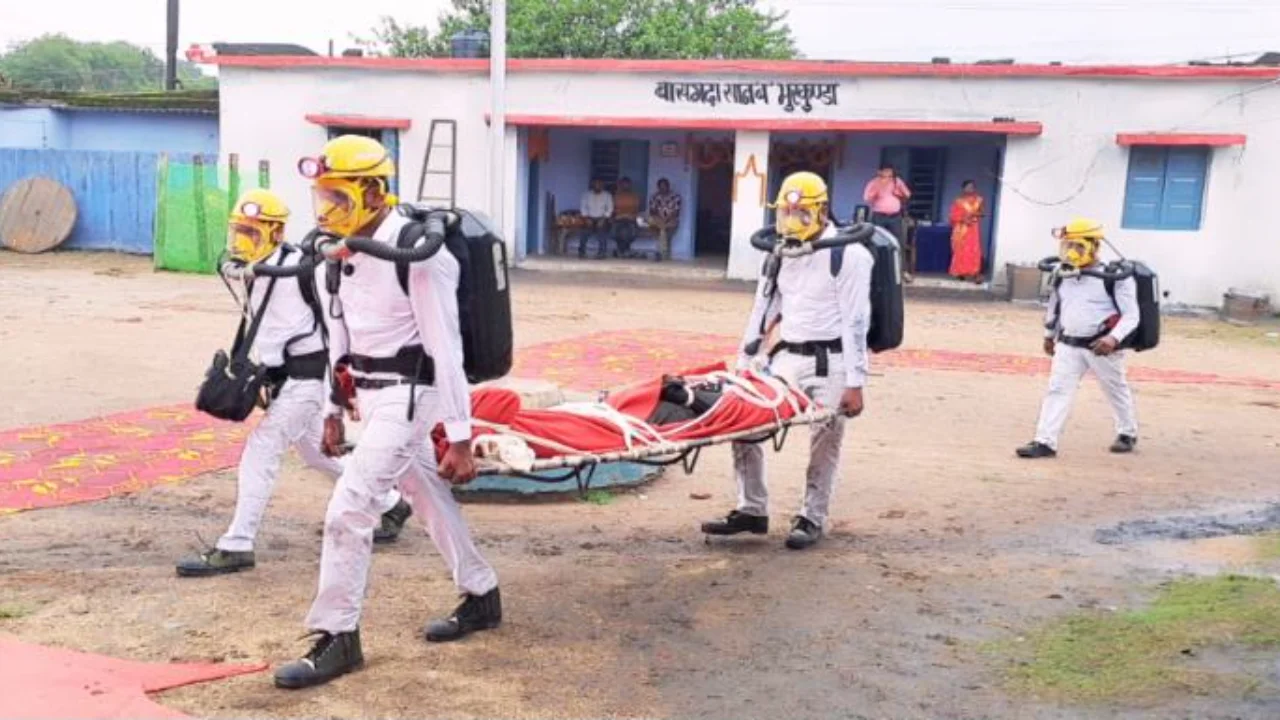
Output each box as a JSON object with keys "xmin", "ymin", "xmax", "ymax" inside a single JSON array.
[{"xmin": 948, "ymin": 180, "xmax": 984, "ymax": 282}]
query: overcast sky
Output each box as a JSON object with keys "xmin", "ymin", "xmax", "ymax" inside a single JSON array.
[{"xmin": 0, "ymin": 0, "xmax": 1275, "ymax": 66}]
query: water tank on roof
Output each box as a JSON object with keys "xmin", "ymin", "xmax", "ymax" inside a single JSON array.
[{"xmin": 451, "ymin": 30, "xmax": 490, "ymax": 58}]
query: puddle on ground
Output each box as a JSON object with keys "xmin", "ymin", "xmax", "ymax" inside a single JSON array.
[
  {"xmin": 1092, "ymin": 502, "xmax": 1280, "ymax": 577},
  {"xmin": 1095, "ymin": 503, "xmax": 1280, "ymax": 545}
]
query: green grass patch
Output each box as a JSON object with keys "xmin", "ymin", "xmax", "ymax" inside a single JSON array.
[
  {"xmin": 581, "ymin": 490, "xmax": 615, "ymax": 506},
  {"xmin": 995, "ymin": 575, "xmax": 1280, "ymax": 704}
]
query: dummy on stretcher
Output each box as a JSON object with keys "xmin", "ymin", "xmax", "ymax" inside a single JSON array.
[{"xmin": 409, "ymin": 362, "xmax": 837, "ymax": 484}]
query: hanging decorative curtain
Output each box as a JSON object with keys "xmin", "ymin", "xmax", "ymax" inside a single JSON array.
[
  {"xmin": 770, "ymin": 138, "xmax": 844, "ymax": 169},
  {"xmin": 527, "ymin": 127, "xmax": 551, "ymax": 162},
  {"xmin": 686, "ymin": 137, "xmax": 735, "ymax": 171}
]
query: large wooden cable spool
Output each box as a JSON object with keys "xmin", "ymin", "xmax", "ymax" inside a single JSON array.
[{"xmin": 0, "ymin": 176, "xmax": 78, "ymax": 253}]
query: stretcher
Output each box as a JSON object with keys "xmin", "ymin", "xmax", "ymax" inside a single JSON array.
[{"xmin": 434, "ymin": 362, "xmax": 842, "ymax": 493}]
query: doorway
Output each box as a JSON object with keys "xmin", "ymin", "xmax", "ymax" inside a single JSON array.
[{"xmin": 695, "ymin": 162, "xmax": 733, "ymax": 256}]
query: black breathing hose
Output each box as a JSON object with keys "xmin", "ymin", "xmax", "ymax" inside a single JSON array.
[
  {"xmin": 316, "ymin": 212, "xmax": 450, "ymax": 263},
  {"xmin": 1039, "ymin": 256, "xmax": 1136, "ymax": 281},
  {"xmin": 250, "ymin": 256, "xmax": 317, "ymax": 278},
  {"xmin": 750, "ymin": 222, "xmax": 878, "ymax": 255}
]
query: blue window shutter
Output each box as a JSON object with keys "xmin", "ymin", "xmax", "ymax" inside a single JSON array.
[
  {"xmin": 380, "ymin": 129, "xmax": 401, "ymax": 195},
  {"xmin": 1122, "ymin": 147, "xmax": 1167, "ymax": 229},
  {"xmin": 1159, "ymin": 147, "xmax": 1207, "ymax": 230}
]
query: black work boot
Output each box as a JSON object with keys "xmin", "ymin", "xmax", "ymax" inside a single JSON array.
[
  {"xmin": 425, "ymin": 588, "xmax": 502, "ymax": 643},
  {"xmin": 701, "ymin": 510, "xmax": 769, "ymax": 536},
  {"xmin": 785, "ymin": 516, "xmax": 823, "ymax": 550},
  {"xmin": 1110, "ymin": 435, "xmax": 1138, "ymax": 454},
  {"xmin": 273, "ymin": 629, "xmax": 364, "ymax": 689},
  {"xmin": 374, "ymin": 498, "xmax": 413, "ymax": 544},
  {"xmin": 1015, "ymin": 441, "xmax": 1057, "ymax": 459},
  {"xmin": 175, "ymin": 548, "xmax": 255, "ymax": 577}
]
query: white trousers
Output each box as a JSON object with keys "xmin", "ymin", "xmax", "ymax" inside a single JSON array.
[
  {"xmin": 216, "ymin": 378, "xmax": 392, "ymax": 552},
  {"xmin": 732, "ymin": 350, "xmax": 848, "ymax": 529},
  {"xmin": 305, "ymin": 385, "xmax": 499, "ymax": 634},
  {"xmin": 1033, "ymin": 344, "xmax": 1138, "ymax": 450}
]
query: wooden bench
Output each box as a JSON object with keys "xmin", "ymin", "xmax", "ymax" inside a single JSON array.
[{"xmin": 553, "ymin": 219, "xmax": 679, "ymax": 260}]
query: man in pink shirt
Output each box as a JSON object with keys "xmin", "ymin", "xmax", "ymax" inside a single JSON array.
[
  {"xmin": 863, "ymin": 165, "xmax": 911, "ymax": 230},
  {"xmin": 863, "ymin": 164, "xmax": 913, "ymax": 280}
]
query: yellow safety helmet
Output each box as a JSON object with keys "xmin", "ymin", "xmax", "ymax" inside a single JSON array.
[
  {"xmin": 227, "ymin": 188, "xmax": 289, "ymax": 264},
  {"xmin": 298, "ymin": 134, "xmax": 397, "ymax": 238},
  {"xmin": 772, "ymin": 171, "xmax": 829, "ymax": 242},
  {"xmin": 1053, "ymin": 217, "xmax": 1104, "ymax": 268}
]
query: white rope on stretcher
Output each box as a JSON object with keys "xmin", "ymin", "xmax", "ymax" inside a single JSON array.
[
  {"xmin": 470, "ymin": 370, "xmax": 831, "ymax": 475},
  {"xmin": 476, "ymin": 406, "xmax": 844, "ymax": 476}
]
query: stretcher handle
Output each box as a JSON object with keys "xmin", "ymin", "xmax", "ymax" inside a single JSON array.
[
  {"xmin": 314, "ymin": 212, "xmax": 449, "ymax": 263},
  {"xmin": 1038, "ymin": 256, "xmax": 1136, "ymax": 281},
  {"xmin": 750, "ymin": 223, "xmax": 877, "ymax": 257}
]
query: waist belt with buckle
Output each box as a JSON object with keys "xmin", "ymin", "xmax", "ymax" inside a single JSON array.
[
  {"xmin": 770, "ymin": 338, "xmax": 843, "ymax": 377},
  {"xmin": 264, "ymin": 351, "xmax": 329, "ymax": 390},
  {"xmin": 347, "ymin": 345, "xmax": 435, "ymax": 385},
  {"xmin": 285, "ymin": 351, "xmax": 327, "ymax": 380},
  {"xmin": 1059, "ymin": 330, "xmax": 1108, "ymax": 349},
  {"xmin": 344, "ymin": 345, "xmax": 436, "ymax": 421}
]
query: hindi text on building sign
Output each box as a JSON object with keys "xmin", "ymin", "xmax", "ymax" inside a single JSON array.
[{"xmin": 654, "ymin": 81, "xmax": 839, "ymax": 114}]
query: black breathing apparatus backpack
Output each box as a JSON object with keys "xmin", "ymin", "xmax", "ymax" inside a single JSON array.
[
  {"xmin": 1045, "ymin": 258, "xmax": 1161, "ymax": 352},
  {"xmin": 752, "ymin": 223, "xmax": 905, "ymax": 354},
  {"xmin": 318, "ymin": 205, "xmax": 514, "ymax": 384}
]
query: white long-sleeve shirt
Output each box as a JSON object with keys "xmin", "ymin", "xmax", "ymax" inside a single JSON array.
[
  {"xmin": 1044, "ymin": 270, "xmax": 1140, "ymax": 343},
  {"xmin": 319, "ymin": 211, "xmax": 472, "ymax": 442},
  {"xmin": 580, "ymin": 190, "xmax": 614, "ymax": 219},
  {"xmin": 738, "ymin": 225, "xmax": 874, "ymax": 388},
  {"xmin": 244, "ymin": 246, "xmax": 324, "ymax": 368}
]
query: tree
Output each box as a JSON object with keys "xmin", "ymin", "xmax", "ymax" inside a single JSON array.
[
  {"xmin": 0, "ymin": 35, "xmax": 215, "ymax": 92},
  {"xmin": 363, "ymin": 0, "xmax": 797, "ymax": 60}
]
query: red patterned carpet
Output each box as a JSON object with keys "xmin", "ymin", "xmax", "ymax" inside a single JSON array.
[{"xmin": 2, "ymin": 329, "xmax": 1277, "ymax": 515}]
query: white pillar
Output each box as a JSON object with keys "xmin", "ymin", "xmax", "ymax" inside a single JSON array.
[
  {"xmin": 502, "ymin": 125, "xmax": 519, "ymax": 262},
  {"xmin": 726, "ymin": 130, "xmax": 772, "ymax": 281},
  {"xmin": 488, "ymin": 0, "xmax": 507, "ymax": 229}
]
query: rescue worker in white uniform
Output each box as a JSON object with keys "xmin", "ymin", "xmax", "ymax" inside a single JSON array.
[
  {"xmin": 176, "ymin": 190, "xmax": 411, "ymax": 577},
  {"xmin": 1016, "ymin": 218, "xmax": 1140, "ymax": 458},
  {"xmin": 275, "ymin": 135, "xmax": 500, "ymax": 690},
  {"xmin": 702, "ymin": 172, "xmax": 872, "ymax": 550}
]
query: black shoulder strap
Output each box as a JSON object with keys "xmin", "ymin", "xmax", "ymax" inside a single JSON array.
[
  {"xmin": 829, "ymin": 243, "xmax": 846, "ymax": 278},
  {"xmin": 230, "ymin": 251, "xmax": 287, "ymax": 360},
  {"xmin": 395, "ymin": 221, "xmax": 427, "ymax": 295},
  {"xmin": 1103, "ymin": 262, "xmax": 1121, "ymax": 311}
]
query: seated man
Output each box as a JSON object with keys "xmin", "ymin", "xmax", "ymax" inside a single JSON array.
[
  {"xmin": 612, "ymin": 177, "xmax": 641, "ymax": 258},
  {"xmin": 579, "ymin": 178, "xmax": 613, "ymax": 258},
  {"xmin": 646, "ymin": 178, "xmax": 682, "ymax": 261}
]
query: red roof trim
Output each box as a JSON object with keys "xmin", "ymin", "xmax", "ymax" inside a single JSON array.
[
  {"xmin": 304, "ymin": 113, "xmax": 412, "ymax": 130},
  {"xmin": 494, "ymin": 114, "xmax": 1043, "ymax": 135},
  {"xmin": 187, "ymin": 47, "xmax": 1280, "ymax": 81},
  {"xmin": 1116, "ymin": 132, "xmax": 1246, "ymax": 147}
]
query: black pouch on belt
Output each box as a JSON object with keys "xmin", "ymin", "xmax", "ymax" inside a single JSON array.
[{"xmin": 195, "ymin": 254, "xmax": 287, "ymax": 422}]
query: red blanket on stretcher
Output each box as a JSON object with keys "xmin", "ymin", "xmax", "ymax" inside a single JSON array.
[{"xmin": 432, "ymin": 363, "xmax": 815, "ymax": 459}]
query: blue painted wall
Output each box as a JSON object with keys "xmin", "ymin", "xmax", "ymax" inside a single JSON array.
[
  {"xmin": 0, "ymin": 108, "xmax": 69, "ymax": 149},
  {"xmin": 64, "ymin": 111, "xmax": 218, "ymax": 154},
  {"xmin": 0, "ymin": 148, "xmax": 159, "ymax": 253},
  {"xmin": 0, "ymin": 108, "xmax": 217, "ymax": 154}
]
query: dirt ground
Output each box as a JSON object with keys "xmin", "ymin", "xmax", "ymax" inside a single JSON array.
[{"xmin": 2, "ymin": 250, "xmax": 1280, "ymax": 719}]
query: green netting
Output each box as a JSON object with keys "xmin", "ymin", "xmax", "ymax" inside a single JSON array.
[{"xmin": 153, "ymin": 156, "xmax": 266, "ymax": 274}]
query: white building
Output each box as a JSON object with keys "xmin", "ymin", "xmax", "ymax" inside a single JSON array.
[{"xmin": 192, "ymin": 48, "xmax": 1280, "ymax": 308}]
